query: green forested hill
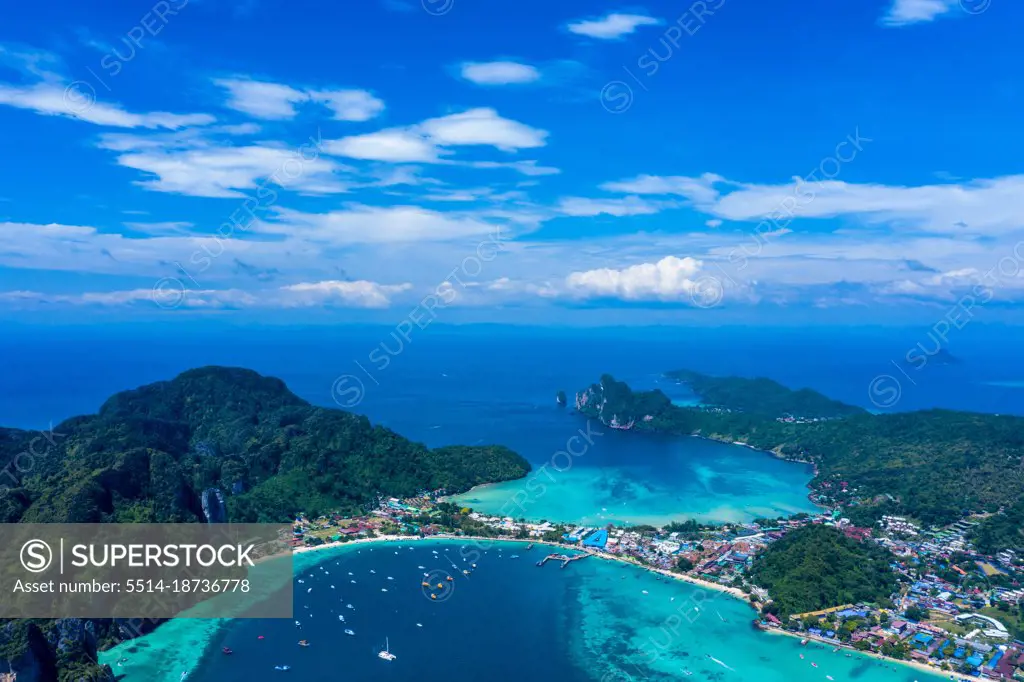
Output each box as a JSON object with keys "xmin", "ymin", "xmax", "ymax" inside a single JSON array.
[
  {"xmin": 0, "ymin": 367, "xmax": 530, "ymax": 680},
  {"xmin": 667, "ymin": 369, "xmax": 866, "ymax": 418},
  {"xmin": 749, "ymin": 525, "xmax": 898, "ymax": 617},
  {"xmin": 576, "ymin": 372, "xmax": 1024, "ymax": 526},
  {"xmin": 0, "ymin": 366, "xmax": 528, "ymax": 524}
]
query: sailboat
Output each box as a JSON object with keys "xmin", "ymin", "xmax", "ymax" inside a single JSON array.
[{"xmin": 378, "ymin": 637, "xmax": 397, "ymax": 661}]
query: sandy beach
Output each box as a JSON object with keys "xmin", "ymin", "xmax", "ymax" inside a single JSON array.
[
  {"xmin": 294, "ymin": 533, "xmax": 751, "ymax": 602},
  {"xmin": 764, "ymin": 624, "xmax": 970, "ymax": 681}
]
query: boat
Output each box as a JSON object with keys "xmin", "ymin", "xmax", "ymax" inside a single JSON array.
[
  {"xmin": 180, "ymin": 672, "xmax": 188, "ymax": 681},
  {"xmin": 378, "ymin": 637, "xmax": 397, "ymax": 661},
  {"xmin": 510, "ymin": 555, "xmax": 519, "ymax": 559},
  {"xmin": 641, "ymin": 590, "xmax": 649, "ymax": 595},
  {"xmin": 298, "ymin": 640, "xmax": 310, "ymax": 647},
  {"xmin": 431, "ymin": 594, "xmax": 437, "ymax": 600},
  {"xmin": 338, "ymin": 615, "xmax": 345, "ymax": 622},
  {"xmin": 222, "ymin": 647, "xmax": 233, "ymax": 655},
  {"xmin": 381, "ymin": 588, "xmax": 388, "ymax": 592},
  {"xmin": 344, "ymin": 629, "xmax": 355, "ymax": 636},
  {"xmin": 800, "ymin": 638, "xmax": 809, "ymax": 645},
  {"xmin": 526, "ymin": 543, "xmax": 534, "ymax": 550},
  {"xmin": 274, "ymin": 665, "xmax": 290, "ymax": 671},
  {"xmin": 294, "ymin": 620, "xmax": 301, "ymax": 627},
  {"xmin": 416, "ymin": 623, "xmax": 422, "ymax": 627}
]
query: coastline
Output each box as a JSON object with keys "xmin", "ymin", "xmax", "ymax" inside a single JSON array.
[
  {"xmin": 296, "ymin": 533, "xmax": 753, "ymax": 604},
  {"xmin": 762, "ymin": 628, "xmax": 967, "ymax": 682}
]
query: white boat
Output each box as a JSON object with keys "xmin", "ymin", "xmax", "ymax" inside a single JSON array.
[
  {"xmin": 378, "ymin": 637, "xmax": 397, "ymax": 661},
  {"xmin": 344, "ymin": 629, "xmax": 355, "ymax": 636}
]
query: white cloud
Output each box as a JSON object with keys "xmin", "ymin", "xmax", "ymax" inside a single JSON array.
[
  {"xmin": 0, "ymin": 81, "xmax": 214, "ymax": 129},
  {"xmin": 557, "ymin": 196, "xmax": 666, "ymax": 217},
  {"xmin": 324, "ymin": 128, "xmax": 441, "ymax": 163},
  {"xmin": 310, "ymin": 89, "xmax": 386, "ymax": 121},
  {"xmin": 214, "ymin": 78, "xmax": 308, "ymax": 119},
  {"xmin": 566, "ymin": 12, "xmax": 661, "ymax": 39},
  {"xmin": 324, "ymin": 108, "xmax": 548, "ymax": 165},
  {"xmin": 261, "ymin": 205, "xmax": 510, "ymax": 244},
  {"xmin": 467, "ymin": 159, "xmax": 560, "ymax": 176},
  {"xmin": 215, "ymin": 77, "xmax": 384, "ymax": 121},
  {"xmin": 0, "ymin": 279, "xmax": 413, "ymax": 310},
  {"xmin": 420, "ymin": 108, "xmax": 547, "ymax": 150},
  {"xmin": 279, "ymin": 280, "xmax": 412, "ymax": 307},
  {"xmin": 880, "ymin": 0, "xmax": 956, "ymax": 26},
  {"xmin": 0, "ymin": 44, "xmax": 213, "ymax": 129},
  {"xmin": 600, "ymin": 172, "xmax": 1024, "ymax": 236},
  {"xmin": 600, "ymin": 173, "xmax": 725, "ymax": 204},
  {"xmin": 705, "ymin": 219, "xmax": 722, "ymax": 228},
  {"xmin": 565, "ymin": 256, "xmax": 708, "ymax": 301},
  {"xmin": 460, "ymin": 61, "xmax": 541, "ymax": 85},
  {"xmin": 98, "ymin": 129, "xmax": 348, "ymax": 198}
]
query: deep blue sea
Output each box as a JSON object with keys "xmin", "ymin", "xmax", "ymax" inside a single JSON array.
[{"xmin": 3, "ymin": 323, "xmax": 1024, "ymax": 434}]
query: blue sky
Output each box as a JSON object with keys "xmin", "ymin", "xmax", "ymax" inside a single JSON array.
[{"xmin": 0, "ymin": 0, "xmax": 1021, "ymax": 325}]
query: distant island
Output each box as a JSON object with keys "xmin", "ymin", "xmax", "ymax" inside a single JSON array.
[
  {"xmin": 0, "ymin": 367, "xmax": 530, "ymax": 681},
  {"xmin": 574, "ymin": 370, "xmax": 1024, "ymax": 533}
]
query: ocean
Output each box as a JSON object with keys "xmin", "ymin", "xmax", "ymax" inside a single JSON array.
[
  {"xmin": 5, "ymin": 323, "xmax": 1020, "ymax": 681},
  {"xmin": 101, "ymin": 539, "xmax": 943, "ymax": 682}
]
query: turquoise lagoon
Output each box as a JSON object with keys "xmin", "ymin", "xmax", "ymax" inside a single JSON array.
[
  {"xmin": 102, "ymin": 539, "xmax": 944, "ymax": 682},
  {"xmin": 452, "ymin": 428, "xmax": 821, "ymax": 525}
]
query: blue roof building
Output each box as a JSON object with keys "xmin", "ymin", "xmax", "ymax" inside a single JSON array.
[
  {"xmin": 583, "ymin": 530, "xmax": 608, "ymax": 548},
  {"xmin": 913, "ymin": 633, "xmax": 934, "ymax": 648}
]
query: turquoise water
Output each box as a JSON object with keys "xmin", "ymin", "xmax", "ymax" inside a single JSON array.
[
  {"xmin": 102, "ymin": 539, "xmax": 944, "ymax": 682},
  {"xmin": 452, "ymin": 432, "xmax": 821, "ymax": 525}
]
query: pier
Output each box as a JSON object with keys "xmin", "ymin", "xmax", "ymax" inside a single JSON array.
[{"xmin": 535, "ymin": 553, "xmax": 589, "ymax": 569}]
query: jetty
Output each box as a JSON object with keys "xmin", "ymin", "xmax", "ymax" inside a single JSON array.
[{"xmin": 535, "ymin": 553, "xmax": 589, "ymax": 569}]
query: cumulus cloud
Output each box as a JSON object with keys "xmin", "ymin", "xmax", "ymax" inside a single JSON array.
[
  {"xmin": 566, "ymin": 12, "xmax": 662, "ymax": 39},
  {"xmin": 215, "ymin": 77, "xmax": 384, "ymax": 121},
  {"xmin": 565, "ymin": 256, "xmax": 709, "ymax": 301},
  {"xmin": 459, "ymin": 61, "xmax": 541, "ymax": 85}
]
